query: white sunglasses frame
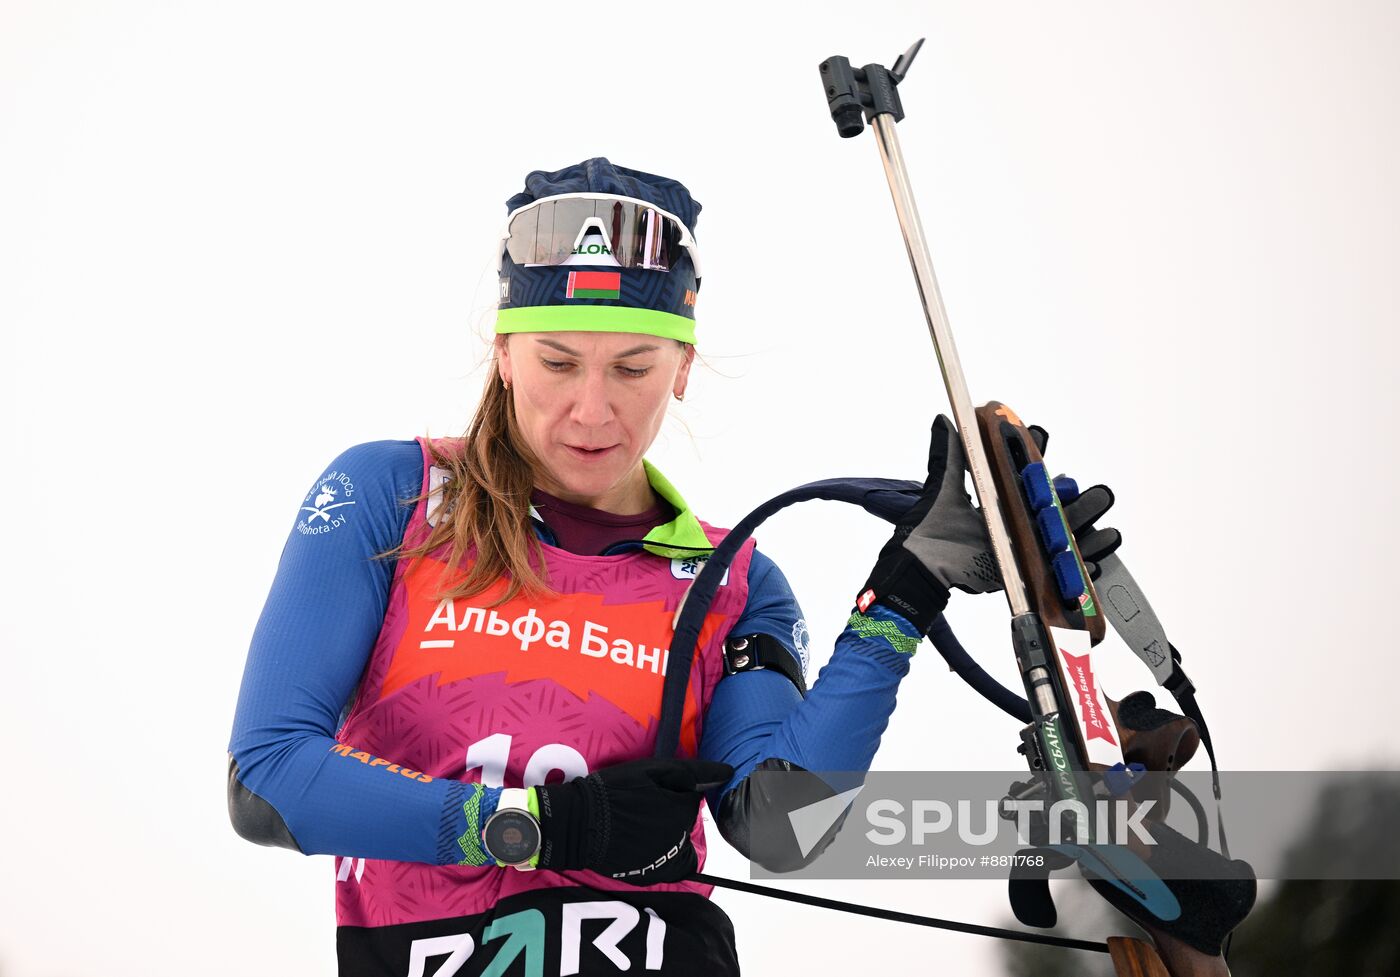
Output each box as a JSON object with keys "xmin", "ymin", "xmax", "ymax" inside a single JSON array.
[{"xmin": 495, "ymin": 192, "xmax": 702, "ymax": 279}]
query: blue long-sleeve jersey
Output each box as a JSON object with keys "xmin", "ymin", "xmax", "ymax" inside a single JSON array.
[{"xmin": 228, "ymin": 441, "xmax": 924, "ymax": 866}]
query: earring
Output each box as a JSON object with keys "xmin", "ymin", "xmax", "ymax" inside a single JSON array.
[
  {"xmin": 503, "ymin": 378, "xmax": 511, "ymax": 391},
  {"xmin": 674, "ymin": 392, "xmax": 684, "ymax": 402}
]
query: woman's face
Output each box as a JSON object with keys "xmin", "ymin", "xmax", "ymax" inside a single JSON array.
[{"xmin": 497, "ymin": 332, "xmax": 694, "ymax": 510}]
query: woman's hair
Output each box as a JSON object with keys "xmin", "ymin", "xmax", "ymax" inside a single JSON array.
[
  {"xmin": 383, "ymin": 342, "xmax": 551, "ymax": 607},
  {"xmin": 384, "ymin": 336, "xmax": 693, "ymax": 607}
]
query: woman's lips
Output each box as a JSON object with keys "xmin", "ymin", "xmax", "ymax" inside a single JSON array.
[{"xmin": 565, "ymin": 444, "xmax": 618, "ymax": 460}]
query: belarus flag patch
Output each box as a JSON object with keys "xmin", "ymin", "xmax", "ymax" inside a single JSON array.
[{"xmin": 566, "ymin": 270, "xmax": 621, "ymax": 300}]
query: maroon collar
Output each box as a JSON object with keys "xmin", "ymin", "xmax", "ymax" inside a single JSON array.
[{"xmin": 530, "ymin": 488, "xmax": 673, "ymax": 556}]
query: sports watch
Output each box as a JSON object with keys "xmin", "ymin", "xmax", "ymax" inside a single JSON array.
[{"xmin": 481, "ymin": 787, "xmax": 541, "ymax": 870}]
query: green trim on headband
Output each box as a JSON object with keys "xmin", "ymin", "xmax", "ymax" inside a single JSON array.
[
  {"xmin": 639, "ymin": 459, "xmax": 714, "ymax": 558},
  {"xmin": 496, "ymin": 306, "xmax": 696, "ymax": 344}
]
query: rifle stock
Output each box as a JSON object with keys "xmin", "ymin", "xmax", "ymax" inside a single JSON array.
[
  {"xmin": 1131, "ymin": 927, "xmax": 1231, "ymax": 977},
  {"xmin": 974, "ymin": 402, "xmax": 1104, "ymax": 643},
  {"xmin": 1108, "ymin": 938, "xmax": 1172, "ymax": 977},
  {"xmin": 977, "ymin": 403, "xmax": 1236, "ymax": 977}
]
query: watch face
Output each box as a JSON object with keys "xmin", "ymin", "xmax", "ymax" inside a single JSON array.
[{"xmin": 483, "ymin": 810, "xmax": 541, "ymax": 865}]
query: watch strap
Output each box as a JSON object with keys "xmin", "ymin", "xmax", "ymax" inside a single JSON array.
[
  {"xmin": 525, "ymin": 787, "xmax": 541, "ymax": 868},
  {"xmin": 499, "ymin": 787, "xmax": 531, "ymax": 814}
]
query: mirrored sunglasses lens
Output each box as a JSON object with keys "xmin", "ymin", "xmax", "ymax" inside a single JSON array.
[{"xmin": 506, "ymin": 199, "xmax": 686, "ymax": 271}]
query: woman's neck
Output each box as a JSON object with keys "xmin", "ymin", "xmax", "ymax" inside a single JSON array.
[{"xmin": 534, "ymin": 465, "xmax": 654, "ymax": 515}]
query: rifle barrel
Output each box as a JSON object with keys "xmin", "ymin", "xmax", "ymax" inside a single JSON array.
[{"xmin": 869, "ymin": 113, "xmax": 1031, "ymax": 618}]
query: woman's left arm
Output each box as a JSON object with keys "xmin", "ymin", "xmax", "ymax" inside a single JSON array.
[
  {"xmin": 700, "ymin": 417, "xmax": 1000, "ymax": 870},
  {"xmin": 699, "ymin": 550, "xmax": 926, "ymax": 870}
]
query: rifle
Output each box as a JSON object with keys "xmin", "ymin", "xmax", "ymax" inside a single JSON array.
[
  {"xmin": 651, "ymin": 38, "xmax": 1253, "ymax": 974},
  {"xmin": 817, "ymin": 39, "xmax": 1252, "ymax": 977}
]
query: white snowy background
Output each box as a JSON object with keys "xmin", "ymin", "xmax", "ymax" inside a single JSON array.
[{"xmin": 3, "ymin": 2, "xmax": 1397, "ymax": 975}]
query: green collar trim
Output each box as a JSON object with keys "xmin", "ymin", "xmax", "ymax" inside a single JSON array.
[{"xmin": 640, "ymin": 459, "xmax": 714, "ymax": 558}]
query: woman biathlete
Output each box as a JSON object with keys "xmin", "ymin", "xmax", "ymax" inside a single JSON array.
[{"xmin": 228, "ymin": 158, "xmax": 1005, "ymax": 976}]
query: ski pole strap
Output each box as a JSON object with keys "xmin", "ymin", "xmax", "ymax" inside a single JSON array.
[
  {"xmin": 654, "ymin": 477, "xmax": 925, "ymax": 759},
  {"xmin": 691, "ymin": 872, "xmax": 1109, "ymax": 954}
]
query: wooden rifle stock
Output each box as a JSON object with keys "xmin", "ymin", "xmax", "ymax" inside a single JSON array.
[
  {"xmin": 975, "ymin": 402, "xmax": 1233, "ymax": 977},
  {"xmin": 1135, "ymin": 927, "xmax": 1231, "ymax": 977}
]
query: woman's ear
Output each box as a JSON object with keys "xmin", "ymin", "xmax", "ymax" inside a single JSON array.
[
  {"xmin": 673, "ymin": 343, "xmax": 696, "ymax": 400},
  {"xmin": 495, "ymin": 335, "xmax": 513, "ymax": 388}
]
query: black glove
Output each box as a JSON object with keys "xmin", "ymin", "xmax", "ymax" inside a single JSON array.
[
  {"xmin": 534, "ymin": 757, "xmax": 733, "ymax": 885},
  {"xmin": 1061, "ymin": 484, "xmax": 1121, "ymax": 580},
  {"xmin": 858, "ymin": 415, "xmax": 1002, "ymax": 635}
]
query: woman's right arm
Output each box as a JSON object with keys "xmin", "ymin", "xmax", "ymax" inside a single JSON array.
[{"xmin": 227, "ymin": 440, "xmax": 494, "ymax": 866}]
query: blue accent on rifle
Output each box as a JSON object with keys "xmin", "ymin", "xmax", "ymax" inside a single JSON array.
[
  {"xmin": 1021, "ymin": 462, "xmax": 1054, "ymax": 511},
  {"xmin": 1036, "ymin": 508, "xmax": 1070, "ymax": 554},
  {"xmin": 1104, "ymin": 762, "xmax": 1148, "ymax": 798},
  {"xmin": 1053, "ymin": 843, "xmax": 1183, "ymax": 922},
  {"xmin": 1051, "ymin": 550, "xmax": 1086, "ymax": 601},
  {"xmin": 1053, "ymin": 475, "xmax": 1080, "ymax": 502}
]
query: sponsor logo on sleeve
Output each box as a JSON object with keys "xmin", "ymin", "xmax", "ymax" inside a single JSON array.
[
  {"xmin": 297, "ymin": 470, "xmax": 357, "ymax": 536},
  {"xmin": 791, "ymin": 618, "xmax": 811, "ymax": 673}
]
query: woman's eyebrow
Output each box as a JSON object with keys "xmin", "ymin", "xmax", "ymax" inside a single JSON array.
[
  {"xmin": 535, "ymin": 339, "xmax": 659, "ymax": 358},
  {"xmin": 535, "ymin": 338, "xmax": 581, "ymax": 356}
]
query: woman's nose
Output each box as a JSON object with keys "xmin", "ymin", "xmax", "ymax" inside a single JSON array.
[{"xmin": 570, "ymin": 371, "xmax": 615, "ymax": 426}]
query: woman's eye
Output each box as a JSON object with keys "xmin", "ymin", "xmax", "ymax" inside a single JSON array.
[{"xmin": 540, "ymin": 359, "xmax": 647, "ymax": 377}]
